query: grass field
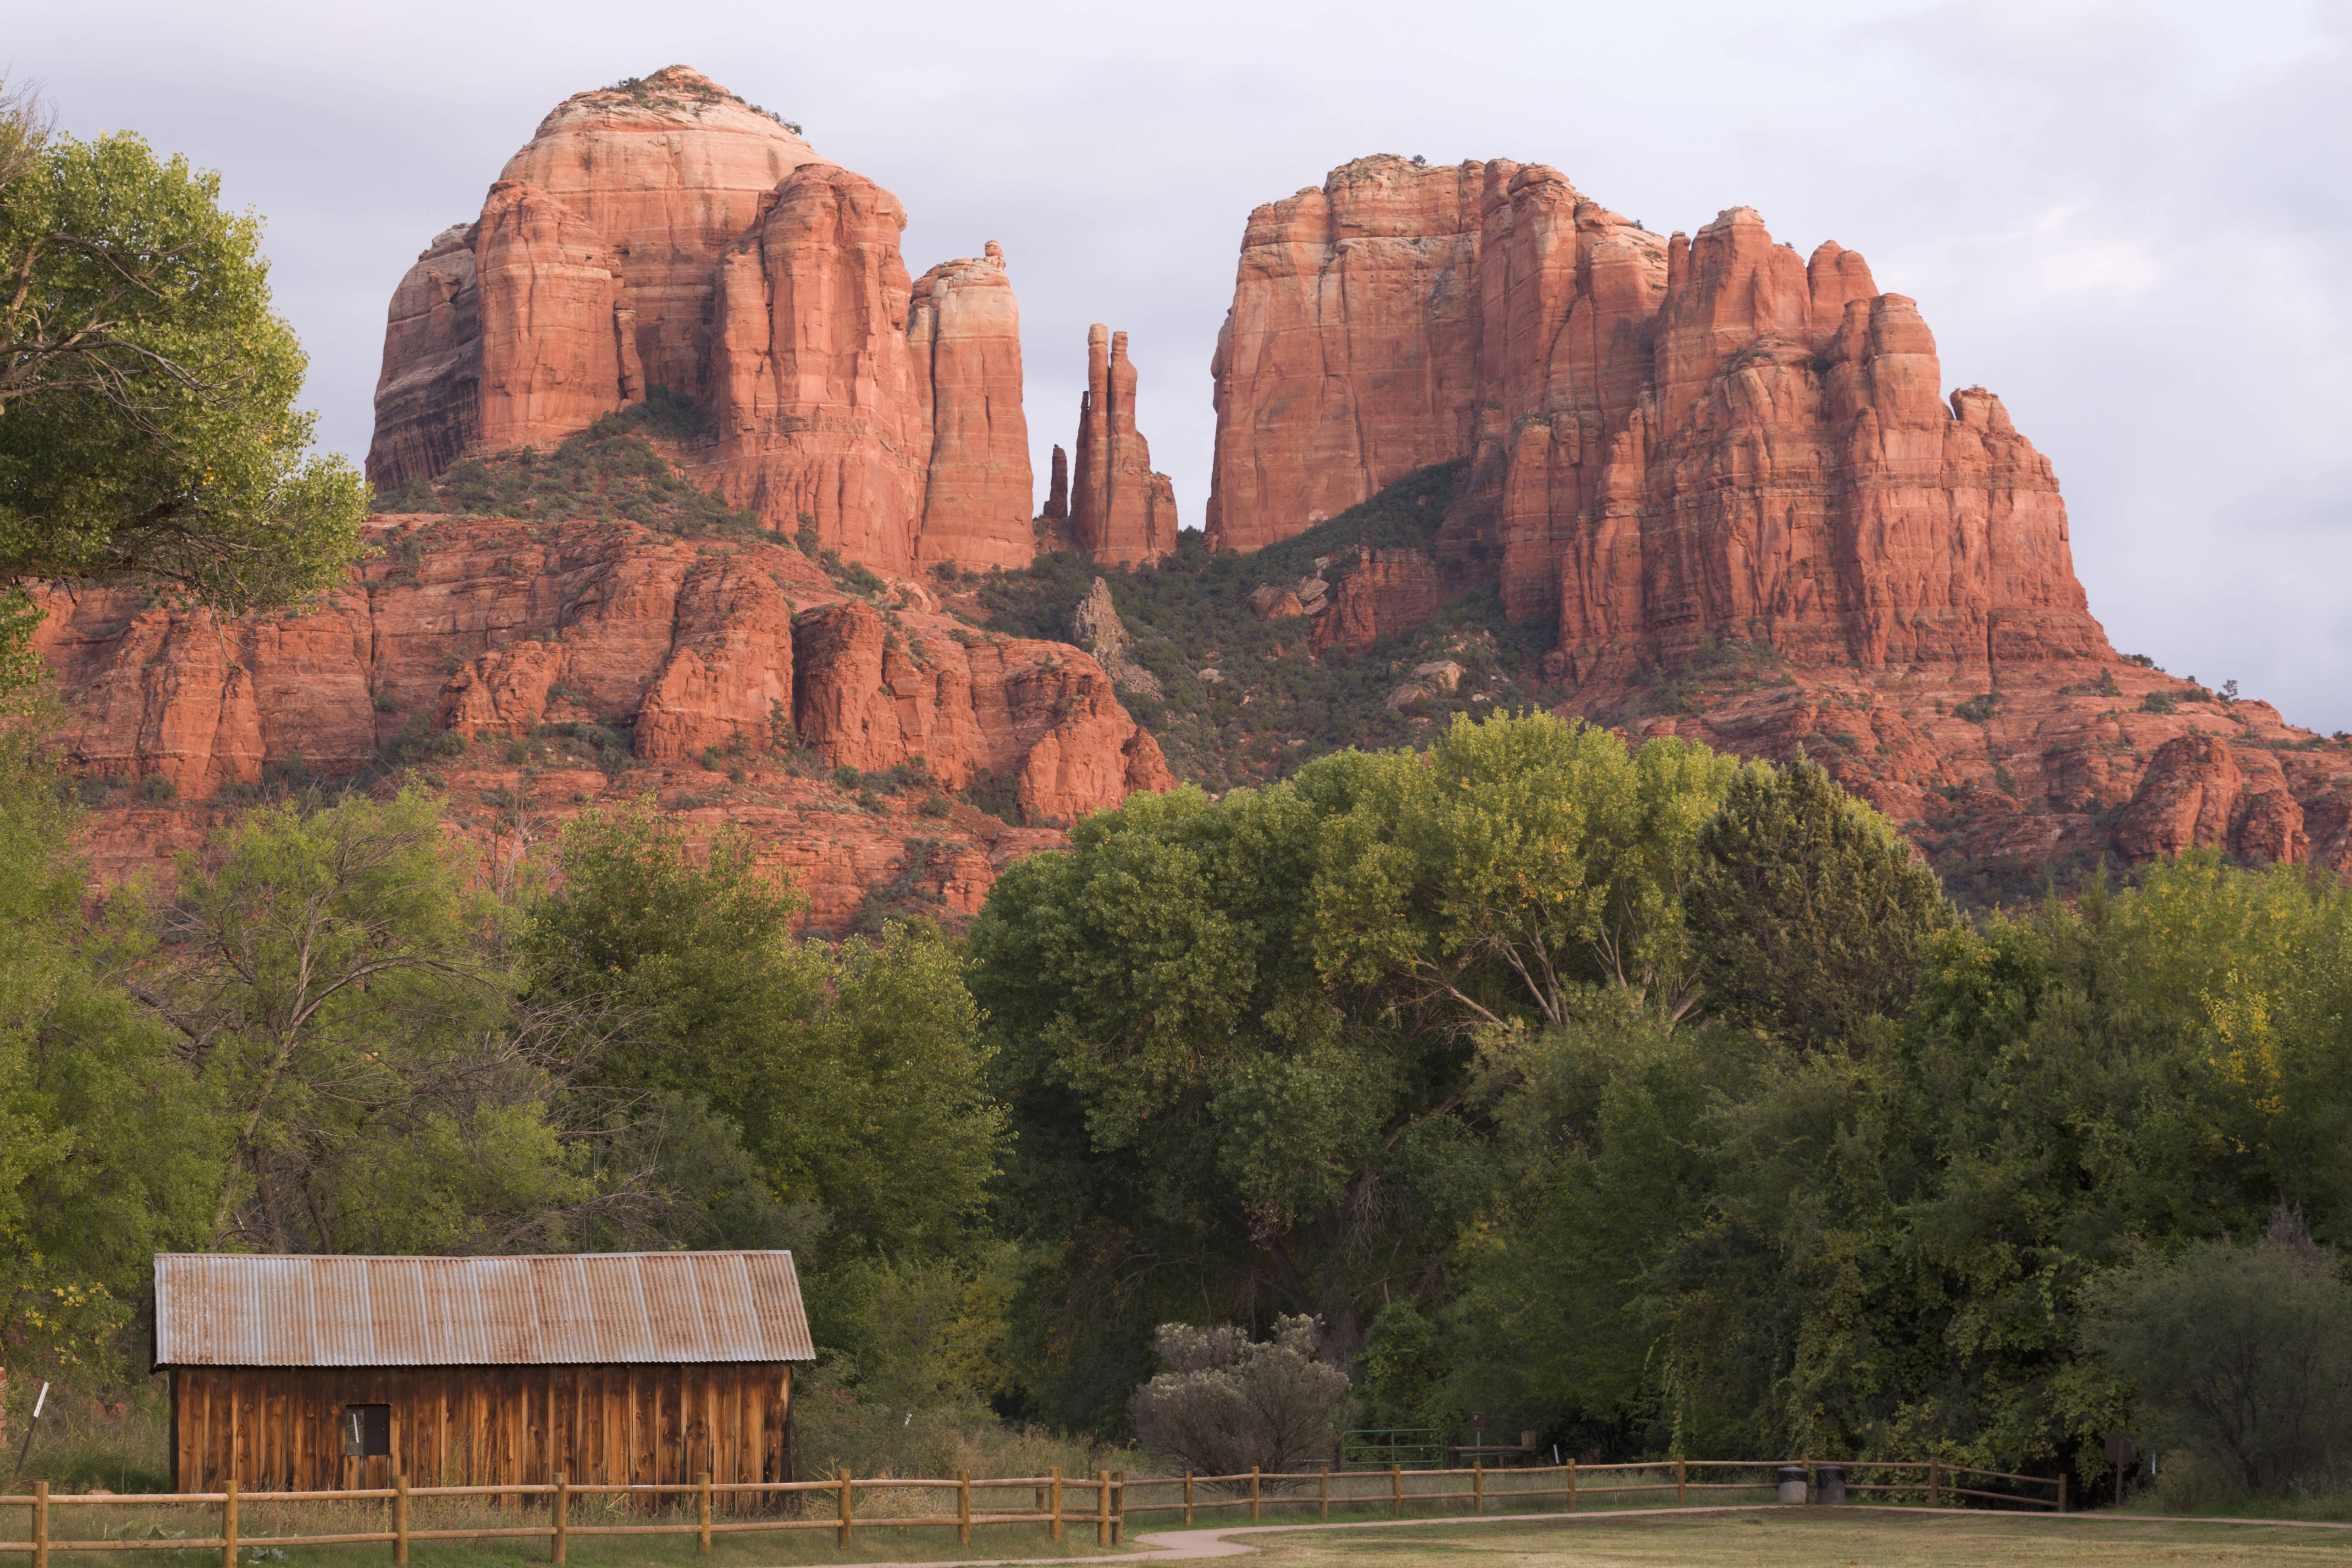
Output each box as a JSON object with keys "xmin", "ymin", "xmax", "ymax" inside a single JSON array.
[{"xmin": 1222, "ymin": 1512, "xmax": 2352, "ymax": 1568}]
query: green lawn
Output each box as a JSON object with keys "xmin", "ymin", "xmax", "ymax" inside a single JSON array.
[{"xmin": 1223, "ymin": 1512, "xmax": 2352, "ymax": 1568}]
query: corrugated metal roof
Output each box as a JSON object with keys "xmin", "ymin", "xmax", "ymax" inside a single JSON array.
[{"xmin": 153, "ymin": 1252, "xmax": 813, "ymax": 1368}]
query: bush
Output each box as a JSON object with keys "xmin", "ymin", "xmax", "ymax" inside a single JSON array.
[
  {"xmin": 1130, "ymin": 1316, "xmax": 1352, "ymax": 1475},
  {"xmin": 2081, "ymin": 1209, "xmax": 2352, "ymax": 1496},
  {"xmin": 1954, "ymin": 692, "xmax": 2000, "ymax": 723}
]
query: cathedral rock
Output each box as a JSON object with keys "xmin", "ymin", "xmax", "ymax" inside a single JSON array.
[
  {"xmin": 1207, "ymin": 155, "xmax": 2352, "ymax": 875},
  {"xmin": 366, "ymin": 67, "xmax": 1033, "ymax": 574}
]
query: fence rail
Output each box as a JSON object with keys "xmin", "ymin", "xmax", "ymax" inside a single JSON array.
[{"xmin": 0, "ymin": 1457, "xmax": 2068, "ymax": 1563}]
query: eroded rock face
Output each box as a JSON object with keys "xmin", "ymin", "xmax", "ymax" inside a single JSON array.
[
  {"xmin": 2115, "ymin": 734, "xmax": 2307, "ymax": 865},
  {"xmin": 1071, "ymin": 326, "xmax": 1178, "ymax": 566},
  {"xmin": 1312, "ymin": 549, "xmax": 1445, "ymax": 655},
  {"xmin": 1206, "ymin": 157, "xmax": 2107, "ymax": 680},
  {"xmin": 703, "ymin": 161, "xmax": 931, "ymax": 572},
  {"xmin": 1066, "ymin": 577, "xmax": 1164, "ymax": 698},
  {"xmin": 1207, "ymin": 158, "xmax": 1488, "ymax": 553},
  {"xmin": 365, "ymin": 66, "xmax": 1035, "ymax": 573},
  {"xmin": 909, "ymin": 242, "xmax": 1034, "ymax": 571},
  {"xmin": 34, "ymin": 516, "xmax": 1173, "ymax": 922}
]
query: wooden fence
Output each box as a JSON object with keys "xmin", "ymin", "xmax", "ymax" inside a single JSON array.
[{"xmin": 0, "ymin": 1457, "xmax": 2067, "ymax": 1564}]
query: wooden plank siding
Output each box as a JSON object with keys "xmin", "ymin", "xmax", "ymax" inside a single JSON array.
[{"xmin": 170, "ymin": 1364, "xmax": 794, "ymax": 1496}]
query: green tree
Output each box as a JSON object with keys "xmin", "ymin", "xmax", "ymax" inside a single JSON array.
[
  {"xmin": 970, "ymin": 712, "xmax": 1739, "ymax": 1430},
  {"xmin": 0, "ymin": 703, "xmax": 220, "ymax": 1376},
  {"xmin": 1310, "ymin": 715, "xmax": 1740, "ymax": 1026},
  {"xmin": 519, "ymin": 802, "xmax": 1002, "ymax": 1264},
  {"xmin": 1683, "ymin": 754, "xmax": 1955, "ymax": 1049},
  {"xmin": 0, "ymin": 81, "xmax": 366, "ymax": 683},
  {"xmin": 2081, "ymin": 1211, "xmax": 2352, "ymax": 1496},
  {"xmin": 149, "ymin": 790, "xmax": 628, "ymax": 1253}
]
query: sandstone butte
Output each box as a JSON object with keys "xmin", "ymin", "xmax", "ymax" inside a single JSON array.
[
  {"xmin": 367, "ymin": 66, "xmax": 1034, "ymax": 575},
  {"xmin": 32, "ymin": 517, "xmax": 1172, "ymax": 933},
  {"xmin": 1209, "ymin": 155, "xmax": 2352, "ymax": 873},
  {"xmin": 1069, "ymin": 325, "xmax": 1180, "ymax": 566}
]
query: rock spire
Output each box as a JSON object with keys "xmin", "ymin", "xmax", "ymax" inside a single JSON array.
[{"xmin": 1069, "ymin": 325, "xmax": 1178, "ymax": 567}]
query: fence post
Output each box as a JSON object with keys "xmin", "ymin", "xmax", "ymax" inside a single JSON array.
[
  {"xmin": 697, "ymin": 1470, "xmax": 712, "ymax": 1553},
  {"xmin": 1096, "ymin": 1470, "xmax": 1110, "ymax": 1549},
  {"xmin": 838, "ymin": 1466, "xmax": 852, "ymax": 1548},
  {"xmin": 1184, "ymin": 1471, "xmax": 1194, "ymax": 1526},
  {"xmin": 1568, "ymin": 1457, "xmax": 1577, "ymax": 1513},
  {"xmin": 1675, "ymin": 1457, "xmax": 1686, "ymax": 1507},
  {"xmin": 959, "ymin": 1470, "xmax": 972, "ymax": 1547},
  {"xmin": 1113, "ymin": 1470, "xmax": 1124, "ymax": 1545},
  {"xmin": 394, "ymin": 1472, "xmax": 409, "ymax": 1567},
  {"xmin": 1320, "ymin": 1464, "xmax": 1330, "ymax": 1522},
  {"xmin": 2058, "ymin": 1473, "xmax": 2068, "ymax": 1514},
  {"xmin": 32, "ymin": 1480, "xmax": 47, "ymax": 1568},
  {"xmin": 222, "ymin": 1478, "xmax": 239, "ymax": 1568},
  {"xmin": 552, "ymin": 1472, "xmax": 568, "ymax": 1566},
  {"xmin": 1391, "ymin": 1463, "xmax": 1402, "ymax": 1519},
  {"xmin": 1929, "ymin": 1458, "xmax": 1941, "ymax": 1509},
  {"xmin": 1050, "ymin": 1467, "xmax": 1063, "ymax": 1542},
  {"xmin": 1249, "ymin": 1466, "xmax": 1260, "ymax": 1524}
]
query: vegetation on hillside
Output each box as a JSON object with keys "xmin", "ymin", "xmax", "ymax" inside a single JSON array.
[
  {"xmin": 977, "ymin": 462, "xmax": 1552, "ymax": 790},
  {"xmin": 371, "ymin": 390, "xmax": 769, "ymax": 539}
]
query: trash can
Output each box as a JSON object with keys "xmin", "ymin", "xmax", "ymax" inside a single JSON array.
[
  {"xmin": 1816, "ymin": 1465, "xmax": 1846, "ymax": 1506},
  {"xmin": 1776, "ymin": 1465, "xmax": 1808, "ymax": 1505}
]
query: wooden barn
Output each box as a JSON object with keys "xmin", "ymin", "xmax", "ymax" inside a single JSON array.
[{"xmin": 154, "ymin": 1251, "xmax": 814, "ymax": 1494}]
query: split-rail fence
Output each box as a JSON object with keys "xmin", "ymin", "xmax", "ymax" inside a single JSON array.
[{"xmin": 0, "ymin": 1457, "xmax": 2068, "ymax": 1564}]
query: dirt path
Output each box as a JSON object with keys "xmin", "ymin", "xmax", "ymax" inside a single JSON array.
[{"xmin": 817, "ymin": 1503, "xmax": 2352, "ymax": 1568}]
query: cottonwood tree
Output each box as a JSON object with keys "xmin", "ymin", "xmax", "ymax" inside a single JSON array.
[
  {"xmin": 1682, "ymin": 754, "xmax": 1954, "ymax": 1049},
  {"xmin": 144, "ymin": 790, "xmax": 651, "ymax": 1253},
  {"xmin": 970, "ymin": 712, "xmax": 1739, "ymax": 1431},
  {"xmin": 0, "ymin": 78, "xmax": 366, "ymax": 689}
]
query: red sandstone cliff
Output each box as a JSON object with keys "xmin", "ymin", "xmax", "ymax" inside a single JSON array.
[
  {"xmin": 34, "ymin": 516, "xmax": 1171, "ymax": 927},
  {"xmin": 909, "ymin": 243, "xmax": 1035, "ymax": 571},
  {"xmin": 366, "ymin": 67, "xmax": 1032, "ymax": 574},
  {"xmin": 1070, "ymin": 325, "xmax": 1178, "ymax": 566}
]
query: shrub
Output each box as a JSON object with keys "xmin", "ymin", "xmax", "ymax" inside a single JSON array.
[
  {"xmin": 833, "ymin": 763, "xmax": 862, "ymax": 791},
  {"xmin": 2080, "ymin": 1209, "xmax": 2352, "ymax": 1496},
  {"xmin": 1953, "ymin": 692, "xmax": 2000, "ymax": 723},
  {"xmin": 372, "ymin": 689, "xmax": 400, "ymax": 714},
  {"xmin": 2141, "ymin": 690, "xmax": 2180, "ymax": 715},
  {"xmin": 134, "ymin": 773, "xmax": 177, "ymax": 805},
  {"xmin": 1129, "ymin": 1316, "xmax": 1352, "ymax": 1475}
]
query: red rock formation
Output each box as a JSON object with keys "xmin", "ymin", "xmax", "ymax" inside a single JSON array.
[
  {"xmin": 366, "ymin": 66, "xmax": 1036, "ymax": 574},
  {"xmin": 368, "ymin": 226, "xmax": 480, "ymax": 493},
  {"xmin": 1312, "ymin": 549, "xmax": 1444, "ymax": 654},
  {"xmin": 703, "ymin": 162, "xmax": 930, "ymax": 572},
  {"xmin": 908, "ymin": 242, "xmax": 1034, "ymax": 571},
  {"xmin": 1043, "ymin": 444, "xmax": 1070, "ymax": 522},
  {"xmin": 2115, "ymin": 734, "xmax": 2307, "ymax": 865},
  {"xmin": 496, "ymin": 69, "xmax": 819, "ymax": 399},
  {"xmin": 1070, "ymin": 326, "xmax": 1178, "ymax": 567},
  {"xmin": 474, "ymin": 181, "xmax": 634, "ymax": 453},
  {"xmin": 1207, "ymin": 158, "xmax": 1488, "ymax": 553},
  {"xmin": 34, "ymin": 517, "xmax": 1171, "ymax": 923},
  {"xmin": 1207, "ymin": 158, "xmax": 2106, "ymax": 682},
  {"xmin": 1206, "ymin": 154, "xmax": 2352, "ymax": 880}
]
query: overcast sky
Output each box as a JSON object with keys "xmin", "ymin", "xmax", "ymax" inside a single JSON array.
[{"xmin": 18, "ymin": 0, "xmax": 2351, "ymax": 727}]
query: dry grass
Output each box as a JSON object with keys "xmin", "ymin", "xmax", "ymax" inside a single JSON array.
[{"xmin": 1228, "ymin": 1510, "xmax": 2352, "ymax": 1568}]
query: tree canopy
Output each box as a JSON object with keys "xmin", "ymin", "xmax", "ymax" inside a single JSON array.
[{"xmin": 0, "ymin": 82, "xmax": 366, "ymax": 684}]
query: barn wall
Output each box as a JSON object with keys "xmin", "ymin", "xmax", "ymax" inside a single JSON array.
[{"xmin": 169, "ymin": 1363, "xmax": 795, "ymax": 1495}]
